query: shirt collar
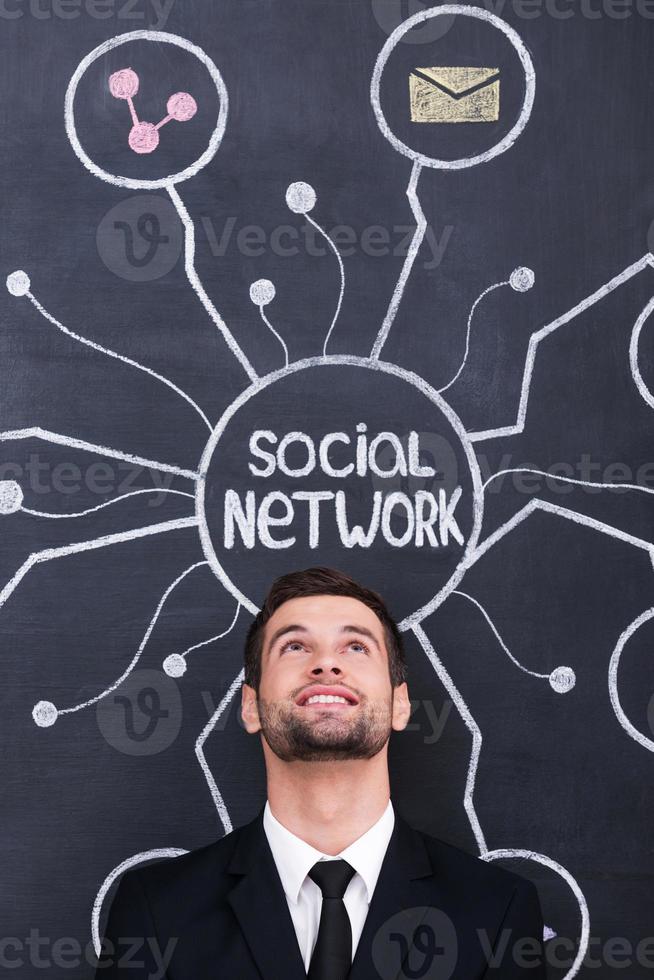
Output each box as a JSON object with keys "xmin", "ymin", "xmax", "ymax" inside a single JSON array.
[{"xmin": 263, "ymin": 799, "xmax": 395, "ymax": 905}]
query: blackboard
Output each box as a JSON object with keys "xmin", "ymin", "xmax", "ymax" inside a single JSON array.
[{"xmin": 1, "ymin": 1, "xmax": 653, "ymax": 976}]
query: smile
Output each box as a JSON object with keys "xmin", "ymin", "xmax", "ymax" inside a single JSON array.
[
  {"xmin": 305, "ymin": 695, "xmax": 350, "ymax": 705},
  {"xmin": 295, "ymin": 686, "xmax": 359, "ymax": 707}
]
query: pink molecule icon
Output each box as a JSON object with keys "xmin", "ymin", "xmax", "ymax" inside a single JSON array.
[
  {"xmin": 128, "ymin": 121, "xmax": 160, "ymax": 155},
  {"xmin": 167, "ymin": 91, "xmax": 197, "ymax": 122},
  {"xmin": 109, "ymin": 68, "xmax": 198, "ymax": 155},
  {"xmin": 108, "ymin": 67, "xmax": 139, "ymax": 99}
]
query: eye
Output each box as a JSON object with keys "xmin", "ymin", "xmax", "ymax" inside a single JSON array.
[
  {"xmin": 346, "ymin": 640, "xmax": 369, "ymax": 654},
  {"xmin": 280, "ymin": 639, "xmax": 306, "ymax": 653}
]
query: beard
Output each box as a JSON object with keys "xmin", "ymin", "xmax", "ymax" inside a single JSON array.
[{"xmin": 257, "ymin": 691, "xmax": 393, "ymax": 762}]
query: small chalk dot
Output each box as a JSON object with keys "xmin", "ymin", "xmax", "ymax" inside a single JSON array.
[
  {"xmin": 549, "ymin": 666, "xmax": 576, "ymax": 693},
  {"xmin": 109, "ymin": 68, "xmax": 139, "ymax": 100},
  {"xmin": 6, "ymin": 270, "xmax": 30, "ymax": 296},
  {"xmin": 0, "ymin": 481, "xmax": 23, "ymax": 514},
  {"xmin": 163, "ymin": 654, "xmax": 187, "ymax": 678},
  {"xmin": 167, "ymin": 92, "xmax": 197, "ymax": 122},
  {"xmin": 510, "ymin": 267, "xmax": 535, "ymax": 292},
  {"xmin": 249, "ymin": 279, "xmax": 276, "ymax": 306},
  {"xmin": 286, "ymin": 181, "xmax": 316, "ymax": 215},
  {"xmin": 33, "ymin": 700, "xmax": 58, "ymax": 727},
  {"xmin": 128, "ymin": 122, "xmax": 160, "ymax": 155}
]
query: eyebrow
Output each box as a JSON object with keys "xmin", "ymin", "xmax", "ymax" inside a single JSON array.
[{"xmin": 266, "ymin": 623, "xmax": 382, "ymax": 653}]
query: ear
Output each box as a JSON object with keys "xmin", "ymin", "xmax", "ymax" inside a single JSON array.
[
  {"xmin": 241, "ymin": 682, "xmax": 262, "ymax": 734},
  {"xmin": 391, "ymin": 681, "xmax": 412, "ymax": 732}
]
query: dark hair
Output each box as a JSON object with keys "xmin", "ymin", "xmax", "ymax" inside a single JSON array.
[{"xmin": 244, "ymin": 566, "xmax": 407, "ymax": 690}]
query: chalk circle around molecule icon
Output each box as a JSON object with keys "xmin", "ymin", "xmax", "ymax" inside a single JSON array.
[
  {"xmin": 370, "ymin": 4, "xmax": 536, "ymax": 170},
  {"xmin": 196, "ymin": 355, "xmax": 484, "ymax": 632},
  {"xmin": 65, "ymin": 30, "xmax": 228, "ymax": 190}
]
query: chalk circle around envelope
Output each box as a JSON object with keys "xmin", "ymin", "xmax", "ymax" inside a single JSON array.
[
  {"xmin": 65, "ymin": 30, "xmax": 228, "ymax": 190},
  {"xmin": 371, "ymin": 4, "xmax": 536, "ymax": 170}
]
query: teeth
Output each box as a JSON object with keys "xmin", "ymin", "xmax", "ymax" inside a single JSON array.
[{"xmin": 305, "ymin": 694, "xmax": 349, "ymax": 705}]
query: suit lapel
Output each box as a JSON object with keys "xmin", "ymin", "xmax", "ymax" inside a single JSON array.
[
  {"xmin": 226, "ymin": 808, "xmax": 307, "ymax": 980},
  {"xmin": 349, "ymin": 813, "xmax": 458, "ymax": 980}
]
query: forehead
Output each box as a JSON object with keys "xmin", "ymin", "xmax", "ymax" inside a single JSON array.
[{"xmin": 262, "ymin": 594, "xmax": 385, "ymax": 645}]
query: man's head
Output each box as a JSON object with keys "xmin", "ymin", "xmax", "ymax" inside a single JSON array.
[{"xmin": 241, "ymin": 567, "xmax": 411, "ymax": 763}]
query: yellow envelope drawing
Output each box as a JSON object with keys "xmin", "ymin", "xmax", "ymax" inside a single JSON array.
[{"xmin": 409, "ymin": 67, "xmax": 500, "ymax": 123}]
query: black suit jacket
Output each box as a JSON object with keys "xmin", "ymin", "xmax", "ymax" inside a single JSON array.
[{"xmin": 95, "ymin": 808, "xmax": 546, "ymax": 979}]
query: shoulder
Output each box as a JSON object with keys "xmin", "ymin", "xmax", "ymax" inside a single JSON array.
[
  {"xmin": 404, "ymin": 817, "xmax": 537, "ymax": 899},
  {"xmin": 120, "ymin": 818, "xmax": 253, "ymax": 903}
]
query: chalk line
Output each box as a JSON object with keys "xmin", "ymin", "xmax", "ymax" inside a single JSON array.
[
  {"xmin": 195, "ymin": 667, "xmax": 243, "ymax": 835},
  {"xmin": 259, "ymin": 307, "xmax": 289, "ymax": 367},
  {"xmin": 1, "ymin": 517, "xmax": 198, "ymax": 615},
  {"xmin": 167, "ymin": 183, "xmax": 258, "ymax": 382},
  {"xmin": 412, "ymin": 621, "xmax": 487, "ymax": 852},
  {"xmin": 0, "ymin": 427, "xmax": 199, "ymax": 481},
  {"xmin": 22, "ymin": 488, "xmax": 195, "ymax": 520},
  {"xmin": 629, "ymin": 294, "xmax": 654, "ymax": 411},
  {"xmin": 92, "ymin": 847, "xmax": 188, "ymax": 956},
  {"xmin": 482, "ymin": 848, "xmax": 590, "ymax": 976},
  {"xmin": 370, "ymin": 161, "xmax": 424, "ymax": 361},
  {"xmin": 21, "ymin": 285, "xmax": 213, "ymax": 432},
  {"xmin": 179, "ymin": 601, "xmax": 240, "ymax": 661},
  {"xmin": 302, "ymin": 215, "xmax": 345, "ymax": 357},
  {"xmin": 482, "ymin": 468, "xmax": 654, "ymax": 497},
  {"xmin": 56, "ymin": 561, "xmax": 208, "ymax": 716},
  {"xmin": 451, "ymin": 590, "xmax": 550, "ymax": 679},
  {"xmin": 468, "ymin": 497, "xmax": 654, "ymax": 569},
  {"xmin": 414, "ymin": 622, "xmax": 587, "ymax": 970},
  {"xmin": 609, "ymin": 608, "xmax": 654, "ymax": 753},
  {"xmin": 469, "ymin": 253, "xmax": 654, "ymax": 442},
  {"xmin": 438, "ymin": 281, "xmax": 509, "ymax": 394}
]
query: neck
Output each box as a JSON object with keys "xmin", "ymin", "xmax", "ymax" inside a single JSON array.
[{"xmin": 264, "ymin": 745, "xmax": 391, "ymax": 854}]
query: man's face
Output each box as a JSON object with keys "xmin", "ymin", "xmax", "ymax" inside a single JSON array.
[{"xmin": 241, "ymin": 594, "xmax": 411, "ymax": 762}]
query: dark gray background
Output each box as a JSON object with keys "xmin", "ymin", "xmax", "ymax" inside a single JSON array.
[{"xmin": 1, "ymin": 0, "xmax": 653, "ymax": 976}]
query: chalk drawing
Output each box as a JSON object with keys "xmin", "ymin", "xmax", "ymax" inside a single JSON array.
[
  {"xmin": 608, "ymin": 608, "xmax": 654, "ymax": 753},
  {"xmin": 469, "ymin": 254, "xmax": 654, "ymax": 442},
  {"xmin": 195, "ymin": 668, "xmax": 245, "ymax": 835},
  {"xmin": 249, "ymin": 279, "xmax": 289, "ymax": 367},
  {"xmin": 65, "ymin": 31, "xmax": 227, "ymax": 190},
  {"xmin": 451, "ymin": 590, "xmax": 572, "ymax": 688},
  {"xmin": 629, "ymin": 294, "xmax": 654, "ymax": 411},
  {"xmin": 109, "ymin": 67, "xmax": 197, "ymax": 155},
  {"xmin": 437, "ymin": 270, "xmax": 535, "ymax": 394},
  {"xmin": 6, "ymin": 271, "xmax": 213, "ymax": 432},
  {"xmin": 92, "ymin": 848, "xmax": 188, "ymax": 956},
  {"xmin": 21, "ymin": 489, "xmax": 195, "ymax": 520},
  {"xmin": 163, "ymin": 600, "xmax": 240, "ymax": 677},
  {"xmin": 413, "ymin": 622, "xmax": 589, "ymax": 969}
]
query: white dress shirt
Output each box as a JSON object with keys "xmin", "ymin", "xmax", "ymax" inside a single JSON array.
[{"xmin": 263, "ymin": 799, "xmax": 395, "ymax": 971}]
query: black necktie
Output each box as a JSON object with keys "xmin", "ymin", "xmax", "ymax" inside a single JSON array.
[{"xmin": 307, "ymin": 859, "xmax": 356, "ymax": 980}]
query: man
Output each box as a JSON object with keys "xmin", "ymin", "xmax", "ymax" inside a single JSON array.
[{"xmin": 96, "ymin": 566, "xmax": 546, "ymax": 979}]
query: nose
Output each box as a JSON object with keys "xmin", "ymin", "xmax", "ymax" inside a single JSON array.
[{"xmin": 308, "ymin": 648, "xmax": 343, "ymax": 679}]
